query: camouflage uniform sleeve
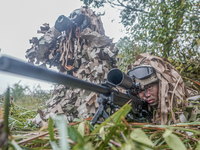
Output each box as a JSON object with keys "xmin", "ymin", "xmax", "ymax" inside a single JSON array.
[{"xmin": 180, "ymin": 95, "xmax": 200, "ymax": 123}]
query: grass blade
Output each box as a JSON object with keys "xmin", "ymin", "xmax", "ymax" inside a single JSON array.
[
  {"xmin": 11, "ymin": 140, "xmax": 23, "ymax": 150},
  {"xmin": 49, "ymin": 117, "xmax": 55, "ymax": 140},
  {"xmin": 4, "ymin": 87, "xmax": 10, "ymax": 135},
  {"xmin": 50, "ymin": 141, "xmax": 61, "ymax": 150},
  {"xmin": 51, "ymin": 115, "xmax": 69, "ymax": 150}
]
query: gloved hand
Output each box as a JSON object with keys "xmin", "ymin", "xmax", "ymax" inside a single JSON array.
[{"xmin": 54, "ymin": 15, "xmax": 76, "ymax": 32}]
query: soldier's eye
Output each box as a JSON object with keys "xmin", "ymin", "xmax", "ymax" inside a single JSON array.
[{"xmin": 148, "ymin": 86, "xmax": 153, "ymax": 89}]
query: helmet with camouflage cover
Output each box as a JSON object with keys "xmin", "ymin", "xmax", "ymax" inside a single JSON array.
[
  {"xmin": 131, "ymin": 53, "xmax": 190, "ymax": 125},
  {"xmin": 127, "ymin": 65, "xmax": 159, "ymax": 88}
]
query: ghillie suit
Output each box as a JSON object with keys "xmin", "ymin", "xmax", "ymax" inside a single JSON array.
[
  {"xmin": 26, "ymin": 7, "xmax": 118, "ymax": 126},
  {"xmin": 132, "ymin": 53, "xmax": 190, "ymax": 125}
]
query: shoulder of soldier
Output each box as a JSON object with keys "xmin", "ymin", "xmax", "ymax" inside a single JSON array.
[{"xmin": 180, "ymin": 94, "xmax": 200, "ymax": 123}]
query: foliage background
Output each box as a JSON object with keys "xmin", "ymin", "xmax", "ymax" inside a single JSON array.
[
  {"xmin": 81, "ymin": 0, "xmax": 200, "ymax": 86},
  {"xmin": 0, "ymin": 81, "xmax": 52, "ymax": 110}
]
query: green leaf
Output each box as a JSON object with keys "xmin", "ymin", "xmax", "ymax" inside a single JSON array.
[
  {"xmin": 153, "ymin": 137, "xmax": 162, "ymax": 147},
  {"xmin": 163, "ymin": 129, "xmax": 172, "ymax": 137},
  {"xmin": 50, "ymin": 141, "xmax": 60, "ymax": 150},
  {"xmin": 48, "ymin": 117, "xmax": 55, "ymax": 140},
  {"xmin": 83, "ymin": 142, "xmax": 95, "ymax": 150},
  {"xmin": 11, "ymin": 140, "xmax": 23, "ymax": 150},
  {"xmin": 78, "ymin": 122, "xmax": 85, "ymax": 137},
  {"xmin": 51, "ymin": 115, "xmax": 69, "ymax": 150},
  {"xmin": 187, "ymin": 66, "xmax": 193, "ymax": 71},
  {"xmin": 130, "ymin": 128, "xmax": 153, "ymax": 146},
  {"xmin": 122, "ymin": 143, "xmax": 133, "ymax": 150},
  {"xmin": 68, "ymin": 125, "xmax": 85, "ymax": 145},
  {"xmin": 121, "ymin": 140, "xmax": 136, "ymax": 150},
  {"xmin": 196, "ymin": 141, "xmax": 200, "ymax": 150},
  {"xmin": 163, "ymin": 129, "xmax": 186, "ymax": 150},
  {"xmin": 99, "ymin": 126, "xmax": 105, "ymax": 140}
]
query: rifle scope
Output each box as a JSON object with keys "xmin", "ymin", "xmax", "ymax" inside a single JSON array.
[{"xmin": 107, "ymin": 68, "xmax": 133, "ymax": 89}]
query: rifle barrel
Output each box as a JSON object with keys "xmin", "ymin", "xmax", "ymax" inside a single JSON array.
[{"xmin": 0, "ymin": 56, "xmax": 110, "ymax": 94}]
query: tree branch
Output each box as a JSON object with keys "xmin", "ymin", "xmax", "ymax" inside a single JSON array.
[{"xmin": 107, "ymin": 0, "xmax": 148, "ymax": 13}]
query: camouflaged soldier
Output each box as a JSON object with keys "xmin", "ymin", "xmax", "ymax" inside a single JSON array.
[
  {"xmin": 30, "ymin": 7, "xmax": 119, "ymax": 126},
  {"xmin": 127, "ymin": 53, "xmax": 191, "ymax": 125}
]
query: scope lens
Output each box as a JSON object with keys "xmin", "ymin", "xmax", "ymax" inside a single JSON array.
[{"xmin": 107, "ymin": 69, "xmax": 123, "ymax": 85}]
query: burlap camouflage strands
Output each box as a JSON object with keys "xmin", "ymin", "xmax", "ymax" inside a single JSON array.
[
  {"xmin": 26, "ymin": 7, "xmax": 118, "ymax": 126},
  {"xmin": 132, "ymin": 53, "xmax": 190, "ymax": 125}
]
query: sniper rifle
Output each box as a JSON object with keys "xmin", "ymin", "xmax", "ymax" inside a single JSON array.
[{"xmin": 0, "ymin": 56, "xmax": 153, "ymax": 125}]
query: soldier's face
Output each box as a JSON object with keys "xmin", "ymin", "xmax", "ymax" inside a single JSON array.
[{"xmin": 139, "ymin": 82, "xmax": 159, "ymax": 106}]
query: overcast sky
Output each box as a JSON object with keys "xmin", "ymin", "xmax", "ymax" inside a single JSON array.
[{"xmin": 0, "ymin": 0, "xmax": 126, "ymax": 94}]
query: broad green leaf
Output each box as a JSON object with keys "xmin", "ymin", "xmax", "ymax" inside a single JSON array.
[
  {"xmin": 162, "ymin": 129, "xmax": 172, "ymax": 137},
  {"xmin": 68, "ymin": 125, "xmax": 85, "ymax": 145},
  {"xmin": 99, "ymin": 126, "xmax": 105, "ymax": 140},
  {"xmin": 196, "ymin": 141, "xmax": 200, "ymax": 150},
  {"xmin": 48, "ymin": 117, "xmax": 55, "ymax": 140},
  {"xmin": 122, "ymin": 143, "xmax": 132, "ymax": 150},
  {"xmin": 78, "ymin": 122, "xmax": 85, "ymax": 137},
  {"xmin": 163, "ymin": 129, "xmax": 186, "ymax": 150},
  {"xmin": 130, "ymin": 128, "xmax": 153, "ymax": 146}
]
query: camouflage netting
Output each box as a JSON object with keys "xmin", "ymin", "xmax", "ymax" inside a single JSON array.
[
  {"xmin": 132, "ymin": 53, "xmax": 190, "ymax": 125},
  {"xmin": 26, "ymin": 7, "xmax": 118, "ymax": 126}
]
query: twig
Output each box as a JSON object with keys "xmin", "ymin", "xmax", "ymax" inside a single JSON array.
[
  {"xmin": 142, "ymin": 127, "xmax": 165, "ymax": 131},
  {"xmin": 129, "ymin": 122, "xmax": 151, "ymax": 125},
  {"xmin": 173, "ymin": 131, "xmax": 199, "ymax": 142},
  {"xmin": 109, "ymin": 139, "xmax": 122, "ymax": 147},
  {"xmin": 121, "ymin": 116, "xmax": 129, "ymax": 128},
  {"xmin": 18, "ymin": 129, "xmax": 57, "ymax": 145}
]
